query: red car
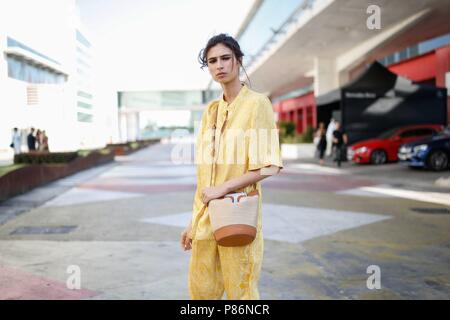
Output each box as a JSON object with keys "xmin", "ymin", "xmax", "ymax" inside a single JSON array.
[{"xmin": 347, "ymin": 124, "xmax": 444, "ymax": 165}]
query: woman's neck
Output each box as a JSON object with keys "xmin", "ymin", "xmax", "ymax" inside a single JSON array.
[{"xmin": 221, "ymin": 78, "xmax": 243, "ymax": 104}]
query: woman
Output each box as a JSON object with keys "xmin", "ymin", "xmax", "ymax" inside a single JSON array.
[
  {"xmin": 41, "ymin": 130, "xmax": 49, "ymax": 152},
  {"xmin": 315, "ymin": 122, "xmax": 327, "ymax": 166},
  {"xmin": 11, "ymin": 127, "xmax": 22, "ymax": 155},
  {"xmin": 36, "ymin": 130, "xmax": 42, "ymax": 151},
  {"xmin": 326, "ymin": 118, "xmax": 336, "ymax": 157},
  {"xmin": 180, "ymin": 34, "xmax": 283, "ymax": 300}
]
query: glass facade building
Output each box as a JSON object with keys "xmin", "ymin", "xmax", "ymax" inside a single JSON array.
[
  {"xmin": 6, "ymin": 37, "xmax": 67, "ymax": 84},
  {"xmin": 118, "ymin": 90, "xmax": 221, "ymax": 110},
  {"xmin": 75, "ymin": 29, "xmax": 94, "ymax": 123},
  {"xmin": 0, "ymin": 0, "xmax": 119, "ymax": 154}
]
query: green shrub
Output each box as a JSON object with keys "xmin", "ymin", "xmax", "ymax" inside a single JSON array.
[
  {"xmin": 280, "ymin": 135, "xmax": 299, "ymax": 144},
  {"xmin": 14, "ymin": 152, "xmax": 79, "ymax": 164},
  {"xmin": 300, "ymin": 125, "xmax": 314, "ymax": 143},
  {"xmin": 77, "ymin": 150, "xmax": 91, "ymax": 157},
  {"xmin": 279, "ymin": 123, "xmax": 314, "ymax": 144},
  {"xmin": 129, "ymin": 142, "xmax": 139, "ymax": 149},
  {"xmin": 0, "ymin": 164, "xmax": 27, "ymax": 178},
  {"xmin": 279, "ymin": 121, "xmax": 296, "ymax": 137},
  {"xmin": 78, "ymin": 148, "xmax": 112, "ymax": 157},
  {"xmin": 99, "ymin": 148, "xmax": 112, "ymax": 155}
]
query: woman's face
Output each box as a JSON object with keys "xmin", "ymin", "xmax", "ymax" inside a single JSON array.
[{"xmin": 206, "ymin": 43, "xmax": 240, "ymax": 84}]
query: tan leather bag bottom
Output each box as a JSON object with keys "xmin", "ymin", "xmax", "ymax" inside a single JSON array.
[{"xmin": 214, "ymin": 224, "xmax": 257, "ymax": 247}]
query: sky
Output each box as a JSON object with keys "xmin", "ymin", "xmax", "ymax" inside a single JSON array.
[
  {"xmin": 1, "ymin": 0, "xmax": 76, "ymax": 67},
  {"xmin": 76, "ymin": 0, "xmax": 255, "ymax": 91}
]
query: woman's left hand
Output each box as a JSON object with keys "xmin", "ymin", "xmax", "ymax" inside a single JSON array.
[{"xmin": 201, "ymin": 185, "xmax": 228, "ymax": 204}]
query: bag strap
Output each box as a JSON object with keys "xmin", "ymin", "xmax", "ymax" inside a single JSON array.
[{"xmin": 210, "ymin": 109, "xmax": 228, "ymax": 187}]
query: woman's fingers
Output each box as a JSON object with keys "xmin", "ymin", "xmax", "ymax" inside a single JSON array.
[
  {"xmin": 180, "ymin": 232, "xmax": 186, "ymax": 249},
  {"xmin": 180, "ymin": 230, "xmax": 192, "ymax": 251},
  {"xmin": 184, "ymin": 235, "xmax": 192, "ymax": 251},
  {"xmin": 185, "ymin": 240, "xmax": 191, "ymax": 251},
  {"xmin": 201, "ymin": 188, "xmax": 211, "ymax": 204}
]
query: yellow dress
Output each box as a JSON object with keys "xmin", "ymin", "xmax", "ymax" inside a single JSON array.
[{"xmin": 188, "ymin": 84, "xmax": 283, "ymax": 300}]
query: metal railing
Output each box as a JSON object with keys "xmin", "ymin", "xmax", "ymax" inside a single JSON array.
[{"xmin": 242, "ymin": 0, "xmax": 316, "ymax": 73}]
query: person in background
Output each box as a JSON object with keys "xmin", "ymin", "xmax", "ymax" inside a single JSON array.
[
  {"xmin": 27, "ymin": 127, "xmax": 36, "ymax": 152},
  {"xmin": 332, "ymin": 121, "xmax": 348, "ymax": 167},
  {"xmin": 41, "ymin": 130, "xmax": 49, "ymax": 152},
  {"xmin": 11, "ymin": 127, "xmax": 22, "ymax": 155},
  {"xmin": 36, "ymin": 129, "xmax": 43, "ymax": 151},
  {"xmin": 315, "ymin": 122, "xmax": 327, "ymax": 166},
  {"xmin": 313, "ymin": 122, "xmax": 321, "ymax": 147},
  {"xmin": 326, "ymin": 118, "xmax": 336, "ymax": 157}
]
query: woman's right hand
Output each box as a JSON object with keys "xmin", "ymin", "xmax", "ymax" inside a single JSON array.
[{"xmin": 180, "ymin": 221, "xmax": 192, "ymax": 251}]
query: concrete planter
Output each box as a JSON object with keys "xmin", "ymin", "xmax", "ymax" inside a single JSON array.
[
  {"xmin": 281, "ymin": 143, "xmax": 316, "ymax": 160},
  {"xmin": 0, "ymin": 151, "xmax": 114, "ymax": 202}
]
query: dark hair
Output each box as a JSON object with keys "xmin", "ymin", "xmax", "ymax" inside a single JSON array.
[{"xmin": 198, "ymin": 33, "xmax": 251, "ymax": 86}]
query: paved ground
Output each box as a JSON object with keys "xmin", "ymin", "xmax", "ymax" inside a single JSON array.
[{"xmin": 0, "ymin": 140, "xmax": 449, "ymax": 300}]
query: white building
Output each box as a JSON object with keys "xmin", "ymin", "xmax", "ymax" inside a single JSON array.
[{"xmin": 0, "ymin": 0, "xmax": 118, "ymax": 161}]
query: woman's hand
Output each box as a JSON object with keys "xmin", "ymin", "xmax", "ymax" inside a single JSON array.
[
  {"xmin": 180, "ymin": 221, "xmax": 192, "ymax": 251},
  {"xmin": 201, "ymin": 185, "xmax": 228, "ymax": 204}
]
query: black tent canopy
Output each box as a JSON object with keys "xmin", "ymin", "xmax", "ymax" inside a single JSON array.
[{"xmin": 316, "ymin": 62, "xmax": 447, "ymax": 144}]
